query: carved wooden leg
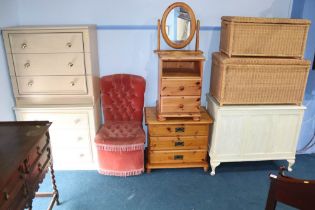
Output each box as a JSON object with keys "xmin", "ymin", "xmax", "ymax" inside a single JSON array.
[
  {"xmin": 287, "ymin": 159, "xmax": 295, "ymax": 172},
  {"xmin": 210, "ymin": 161, "xmax": 220, "ymax": 176},
  {"xmin": 50, "ymin": 162, "xmax": 60, "ymax": 205},
  {"xmin": 203, "ymin": 166, "xmax": 209, "ymax": 172}
]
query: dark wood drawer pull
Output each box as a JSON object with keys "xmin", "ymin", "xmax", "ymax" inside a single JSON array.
[
  {"xmin": 179, "ymin": 86, "xmax": 185, "ymax": 91},
  {"xmin": 175, "ymin": 127, "xmax": 185, "ymax": 133},
  {"xmin": 174, "ymin": 141, "xmax": 184, "ymax": 147},
  {"xmin": 174, "ymin": 155, "xmax": 183, "ymax": 160}
]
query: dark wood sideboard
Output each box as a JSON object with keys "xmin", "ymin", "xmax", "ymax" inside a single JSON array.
[{"xmin": 0, "ymin": 121, "xmax": 59, "ymax": 210}]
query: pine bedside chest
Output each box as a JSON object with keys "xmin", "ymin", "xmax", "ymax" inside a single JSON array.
[{"xmin": 145, "ymin": 107, "xmax": 213, "ymax": 173}]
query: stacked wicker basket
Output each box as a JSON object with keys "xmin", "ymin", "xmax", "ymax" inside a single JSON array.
[
  {"xmin": 206, "ymin": 16, "xmax": 312, "ymax": 175},
  {"xmin": 210, "ymin": 16, "xmax": 311, "ymax": 106}
]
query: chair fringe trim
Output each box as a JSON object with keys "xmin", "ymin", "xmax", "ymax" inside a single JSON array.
[
  {"xmin": 98, "ymin": 168, "xmax": 144, "ymax": 177},
  {"xmin": 95, "ymin": 143, "xmax": 144, "ymax": 152}
]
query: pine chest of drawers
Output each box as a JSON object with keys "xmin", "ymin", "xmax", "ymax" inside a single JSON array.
[
  {"xmin": 145, "ymin": 107, "xmax": 213, "ymax": 172},
  {"xmin": 2, "ymin": 25, "xmax": 99, "ymax": 105},
  {"xmin": 155, "ymin": 51, "xmax": 205, "ymax": 121}
]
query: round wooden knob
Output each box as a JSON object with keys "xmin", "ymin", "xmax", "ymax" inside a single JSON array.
[
  {"xmin": 179, "ymin": 104, "xmax": 184, "ymax": 109},
  {"xmin": 179, "ymin": 86, "xmax": 185, "ymax": 91}
]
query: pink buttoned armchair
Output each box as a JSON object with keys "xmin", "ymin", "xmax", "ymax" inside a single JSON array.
[{"xmin": 95, "ymin": 74, "xmax": 146, "ymax": 176}]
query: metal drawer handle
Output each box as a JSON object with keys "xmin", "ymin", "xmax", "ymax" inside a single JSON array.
[
  {"xmin": 174, "ymin": 155, "xmax": 183, "ymax": 160},
  {"xmin": 21, "ymin": 43, "xmax": 27, "ymax": 49},
  {"xmin": 28, "ymin": 81, "xmax": 33, "ymax": 87},
  {"xmin": 70, "ymin": 81, "xmax": 75, "ymax": 86},
  {"xmin": 36, "ymin": 146, "xmax": 42, "ymax": 155},
  {"xmin": 175, "ymin": 127, "xmax": 185, "ymax": 133},
  {"xmin": 175, "ymin": 140, "xmax": 184, "ymax": 147},
  {"xmin": 24, "ymin": 62, "xmax": 30, "ymax": 69},
  {"xmin": 4, "ymin": 192, "xmax": 10, "ymax": 200},
  {"xmin": 66, "ymin": 42, "xmax": 72, "ymax": 48},
  {"xmin": 68, "ymin": 62, "xmax": 74, "ymax": 68}
]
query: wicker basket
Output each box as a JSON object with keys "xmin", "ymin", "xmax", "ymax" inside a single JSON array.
[
  {"xmin": 210, "ymin": 52, "xmax": 310, "ymax": 106},
  {"xmin": 220, "ymin": 16, "xmax": 311, "ymax": 58}
]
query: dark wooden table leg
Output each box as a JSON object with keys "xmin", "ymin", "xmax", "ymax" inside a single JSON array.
[{"xmin": 50, "ymin": 161, "xmax": 60, "ymax": 205}]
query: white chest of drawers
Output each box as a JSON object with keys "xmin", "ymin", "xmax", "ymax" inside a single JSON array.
[
  {"xmin": 2, "ymin": 25, "xmax": 99, "ymax": 105},
  {"xmin": 2, "ymin": 26, "xmax": 101, "ymax": 169},
  {"xmin": 206, "ymin": 94, "xmax": 305, "ymax": 175},
  {"xmin": 15, "ymin": 105, "xmax": 100, "ymax": 170}
]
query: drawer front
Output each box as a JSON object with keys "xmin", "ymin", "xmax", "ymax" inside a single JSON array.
[
  {"xmin": 13, "ymin": 53, "xmax": 85, "ymax": 76},
  {"xmin": 149, "ymin": 150, "xmax": 207, "ymax": 163},
  {"xmin": 50, "ymin": 129, "xmax": 91, "ymax": 148},
  {"xmin": 17, "ymin": 76, "xmax": 87, "ymax": 95},
  {"xmin": 27, "ymin": 133, "xmax": 50, "ymax": 168},
  {"xmin": 26, "ymin": 146, "xmax": 51, "ymax": 192},
  {"xmin": 52, "ymin": 147, "xmax": 93, "ymax": 164},
  {"xmin": 9, "ymin": 33, "xmax": 84, "ymax": 53},
  {"xmin": 160, "ymin": 96, "xmax": 200, "ymax": 113},
  {"xmin": 19, "ymin": 112, "xmax": 90, "ymax": 130},
  {"xmin": 149, "ymin": 124, "xmax": 209, "ymax": 137},
  {"xmin": 149, "ymin": 136, "xmax": 208, "ymax": 150},
  {"xmin": 0, "ymin": 167, "xmax": 26, "ymax": 209},
  {"xmin": 161, "ymin": 78, "xmax": 201, "ymax": 96}
]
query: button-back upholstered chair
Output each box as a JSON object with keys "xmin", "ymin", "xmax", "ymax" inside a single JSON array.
[
  {"xmin": 95, "ymin": 74, "xmax": 146, "ymax": 176},
  {"xmin": 265, "ymin": 167, "xmax": 315, "ymax": 210}
]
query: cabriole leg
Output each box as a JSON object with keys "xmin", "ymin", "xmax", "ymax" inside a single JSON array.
[
  {"xmin": 210, "ymin": 161, "xmax": 220, "ymax": 176},
  {"xmin": 287, "ymin": 159, "xmax": 295, "ymax": 172}
]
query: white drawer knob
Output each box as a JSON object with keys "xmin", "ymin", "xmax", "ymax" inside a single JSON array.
[
  {"xmin": 21, "ymin": 43, "xmax": 27, "ymax": 49},
  {"xmin": 24, "ymin": 62, "xmax": 30, "ymax": 69},
  {"xmin": 79, "ymin": 153, "xmax": 85, "ymax": 158},
  {"xmin": 28, "ymin": 81, "xmax": 33, "ymax": 87},
  {"xmin": 70, "ymin": 81, "xmax": 75, "ymax": 86},
  {"xmin": 77, "ymin": 137, "xmax": 83, "ymax": 142},
  {"xmin": 66, "ymin": 42, "xmax": 72, "ymax": 48},
  {"xmin": 74, "ymin": 119, "xmax": 81, "ymax": 124},
  {"xmin": 68, "ymin": 62, "xmax": 74, "ymax": 68}
]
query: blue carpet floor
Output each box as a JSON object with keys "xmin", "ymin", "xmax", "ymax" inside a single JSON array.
[{"xmin": 33, "ymin": 154, "xmax": 315, "ymax": 210}]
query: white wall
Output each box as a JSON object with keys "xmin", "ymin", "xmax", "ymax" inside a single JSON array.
[
  {"xmin": 0, "ymin": 0, "xmax": 19, "ymax": 120},
  {"xmin": 13, "ymin": 0, "xmax": 293, "ymax": 107}
]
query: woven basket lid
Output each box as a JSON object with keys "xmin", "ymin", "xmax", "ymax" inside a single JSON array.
[
  {"xmin": 222, "ymin": 16, "xmax": 311, "ymax": 25},
  {"xmin": 212, "ymin": 52, "xmax": 311, "ymax": 65}
]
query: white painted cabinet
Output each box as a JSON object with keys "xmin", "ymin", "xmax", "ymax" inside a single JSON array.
[
  {"xmin": 206, "ymin": 94, "xmax": 305, "ymax": 175},
  {"xmin": 3, "ymin": 26, "xmax": 101, "ymax": 170},
  {"xmin": 15, "ymin": 105, "xmax": 100, "ymax": 170}
]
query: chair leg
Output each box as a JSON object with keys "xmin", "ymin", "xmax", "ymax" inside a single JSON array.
[{"xmin": 265, "ymin": 181, "xmax": 277, "ymax": 210}]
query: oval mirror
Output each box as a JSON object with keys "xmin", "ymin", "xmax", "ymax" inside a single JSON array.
[{"xmin": 161, "ymin": 2, "xmax": 196, "ymax": 49}]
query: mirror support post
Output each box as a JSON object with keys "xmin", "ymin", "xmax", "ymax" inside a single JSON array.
[
  {"xmin": 157, "ymin": 19, "xmax": 161, "ymax": 51},
  {"xmin": 195, "ymin": 20, "xmax": 200, "ymax": 51}
]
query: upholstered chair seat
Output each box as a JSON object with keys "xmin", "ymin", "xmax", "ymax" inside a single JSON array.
[{"xmin": 95, "ymin": 74, "xmax": 146, "ymax": 176}]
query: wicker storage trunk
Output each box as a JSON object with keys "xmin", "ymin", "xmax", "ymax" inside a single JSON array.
[
  {"xmin": 220, "ymin": 16, "xmax": 310, "ymax": 58},
  {"xmin": 210, "ymin": 52, "xmax": 310, "ymax": 105}
]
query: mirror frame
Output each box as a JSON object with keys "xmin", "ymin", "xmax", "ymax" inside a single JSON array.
[{"xmin": 161, "ymin": 2, "xmax": 196, "ymax": 49}]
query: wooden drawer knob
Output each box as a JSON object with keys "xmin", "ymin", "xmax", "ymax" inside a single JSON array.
[
  {"xmin": 4, "ymin": 191, "xmax": 10, "ymax": 200},
  {"xmin": 179, "ymin": 86, "xmax": 185, "ymax": 91},
  {"xmin": 179, "ymin": 104, "xmax": 184, "ymax": 109}
]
